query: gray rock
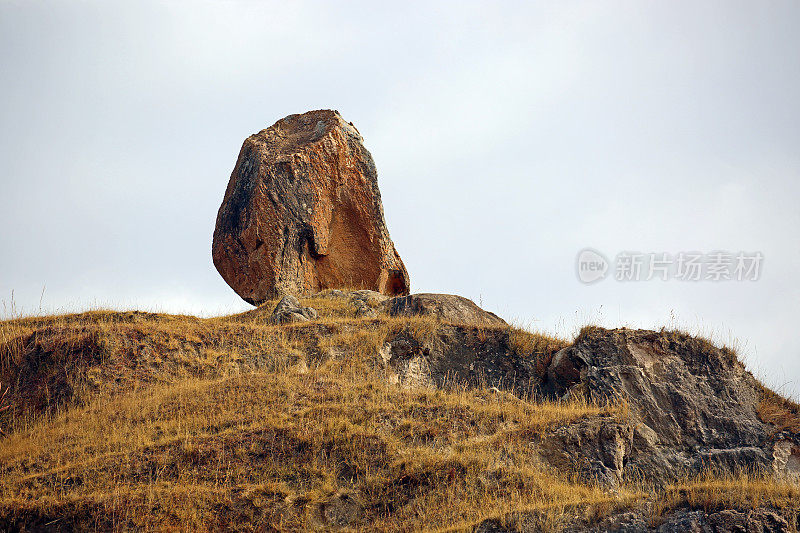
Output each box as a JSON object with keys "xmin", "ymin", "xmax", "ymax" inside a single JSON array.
[
  {"xmin": 269, "ymin": 295, "xmax": 318, "ymax": 324},
  {"xmin": 321, "ymin": 289, "xmax": 384, "ymax": 318},
  {"xmin": 541, "ymin": 327, "xmax": 773, "ymax": 482},
  {"xmin": 655, "ymin": 510, "xmax": 708, "ymax": 533},
  {"xmin": 379, "ymin": 340, "xmax": 434, "ymax": 389},
  {"xmin": 745, "ymin": 509, "xmax": 791, "ymax": 532},
  {"xmin": 381, "ymin": 293, "xmax": 506, "ymax": 325},
  {"xmin": 695, "ymin": 447, "xmax": 771, "ymax": 474},
  {"xmin": 538, "ymin": 417, "xmax": 633, "ymax": 488},
  {"xmin": 706, "ymin": 509, "xmax": 748, "ymax": 533},
  {"xmin": 591, "ymin": 509, "xmax": 707, "ymax": 533},
  {"xmin": 772, "ymin": 437, "xmax": 800, "ymax": 480},
  {"xmin": 379, "ymin": 325, "xmax": 540, "ymax": 392},
  {"xmin": 350, "ymin": 289, "xmax": 389, "ymax": 305},
  {"xmin": 349, "ymin": 292, "xmax": 381, "ymax": 318},
  {"xmin": 587, "ymin": 507, "xmax": 790, "ymax": 533},
  {"xmin": 704, "ymin": 508, "xmax": 789, "ymax": 533},
  {"xmin": 590, "ymin": 510, "xmax": 650, "ymax": 532},
  {"xmin": 352, "ymin": 300, "xmax": 378, "ymax": 318}
]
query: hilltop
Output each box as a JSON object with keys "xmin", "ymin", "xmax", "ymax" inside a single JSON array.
[{"xmin": 1, "ymin": 291, "xmax": 799, "ymax": 531}]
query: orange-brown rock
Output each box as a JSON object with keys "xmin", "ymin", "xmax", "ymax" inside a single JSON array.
[{"xmin": 212, "ymin": 110, "xmax": 410, "ymax": 305}]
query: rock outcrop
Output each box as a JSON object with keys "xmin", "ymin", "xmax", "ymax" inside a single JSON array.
[
  {"xmin": 381, "ymin": 293, "xmax": 506, "ymax": 325},
  {"xmin": 540, "ymin": 327, "xmax": 791, "ymax": 483},
  {"xmin": 376, "ymin": 320, "xmax": 796, "ymax": 485},
  {"xmin": 379, "ymin": 322, "xmax": 553, "ymax": 390},
  {"xmin": 212, "ymin": 110, "xmax": 409, "ymax": 305},
  {"xmin": 584, "ymin": 507, "xmax": 791, "ymax": 533},
  {"xmin": 478, "ymin": 507, "xmax": 792, "ymax": 533},
  {"xmin": 538, "ymin": 417, "xmax": 633, "ymax": 489}
]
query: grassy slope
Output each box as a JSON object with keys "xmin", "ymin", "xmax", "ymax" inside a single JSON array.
[{"xmin": 0, "ymin": 294, "xmax": 799, "ymax": 531}]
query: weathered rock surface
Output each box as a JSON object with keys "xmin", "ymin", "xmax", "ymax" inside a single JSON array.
[
  {"xmin": 479, "ymin": 506, "xmax": 793, "ymax": 532},
  {"xmin": 381, "ymin": 293, "xmax": 506, "ymax": 325},
  {"xmin": 379, "ymin": 322, "xmax": 557, "ymax": 391},
  {"xmin": 212, "ymin": 109, "xmax": 409, "ymax": 305},
  {"xmin": 538, "ymin": 417, "xmax": 633, "ymax": 489},
  {"xmin": 584, "ymin": 507, "xmax": 791, "ymax": 533},
  {"xmin": 268, "ymin": 295, "xmax": 318, "ymax": 324},
  {"xmin": 772, "ymin": 437, "xmax": 800, "ymax": 481},
  {"xmin": 374, "ymin": 317, "xmax": 793, "ymax": 486},
  {"xmin": 540, "ymin": 327, "xmax": 786, "ymax": 483},
  {"xmin": 374, "ymin": 315, "xmax": 793, "ymax": 491}
]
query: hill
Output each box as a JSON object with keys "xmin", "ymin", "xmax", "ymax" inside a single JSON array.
[{"xmin": 1, "ymin": 291, "xmax": 799, "ymax": 531}]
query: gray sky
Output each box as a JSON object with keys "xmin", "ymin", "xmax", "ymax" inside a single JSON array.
[{"xmin": 2, "ymin": 1, "xmax": 799, "ymax": 398}]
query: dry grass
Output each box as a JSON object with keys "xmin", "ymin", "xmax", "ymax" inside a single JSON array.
[
  {"xmin": 0, "ymin": 298, "xmax": 634, "ymax": 530},
  {"xmin": 757, "ymin": 387, "xmax": 800, "ymax": 433},
  {"xmin": 507, "ymin": 326, "xmax": 568, "ymax": 377},
  {"xmin": 0, "ymin": 381, "xmax": 9, "ymax": 435},
  {"xmin": 0, "ymin": 296, "xmax": 569, "ymax": 428},
  {"xmin": 649, "ymin": 471, "xmax": 800, "ymax": 528},
  {"xmin": 0, "ymin": 298, "xmax": 606, "ymax": 530},
  {"xmin": 0, "ymin": 363, "xmax": 637, "ymax": 531},
  {"xmin": 2, "ymin": 300, "xmax": 799, "ymax": 531}
]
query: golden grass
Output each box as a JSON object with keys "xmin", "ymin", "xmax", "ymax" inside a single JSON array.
[
  {"xmin": 0, "ymin": 381, "xmax": 8, "ymax": 436},
  {"xmin": 2, "ymin": 300, "xmax": 799, "ymax": 531},
  {"xmin": 758, "ymin": 387, "xmax": 800, "ymax": 433},
  {"xmin": 0, "ymin": 299, "xmax": 609, "ymax": 530},
  {"xmin": 649, "ymin": 471, "xmax": 800, "ymax": 528},
  {"xmin": 0, "ymin": 296, "xmax": 569, "ymax": 426},
  {"xmin": 0, "ymin": 364, "xmax": 637, "ymax": 531},
  {"xmin": 507, "ymin": 326, "xmax": 569, "ymax": 377}
]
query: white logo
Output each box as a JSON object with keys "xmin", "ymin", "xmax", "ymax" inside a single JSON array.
[{"xmin": 576, "ymin": 248, "xmax": 609, "ymax": 284}]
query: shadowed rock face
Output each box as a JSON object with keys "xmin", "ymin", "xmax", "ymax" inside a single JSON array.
[
  {"xmin": 540, "ymin": 327, "xmax": 785, "ymax": 484},
  {"xmin": 213, "ymin": 110, "xmax": 410, "ymax": 305},
  {"xmin": 378, "ymin": 320, "xmax": 797, "ymax": 488},
  {"xmin": 376, "ymin": 321, "xmax": 797, "ymax": 485}
]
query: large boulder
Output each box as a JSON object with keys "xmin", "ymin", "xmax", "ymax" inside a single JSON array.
[
  {"xmin": 380, "ymin": 293, "xmax": 506, "ymax": 325},
  {"xmin": 212, "ymin": 110, "xmax": 410, "ymax": 305}
]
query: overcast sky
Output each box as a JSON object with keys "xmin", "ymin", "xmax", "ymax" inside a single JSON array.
[{"xmin": 1, "ymin": 1, "xmax": 799, "ymax": 398}]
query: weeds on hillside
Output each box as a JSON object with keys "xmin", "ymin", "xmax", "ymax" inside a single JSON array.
[
  {"xmin": 0, "ymin": 294, "xmax": 618, "ymax": 531},
  {"xmin": 3, "ymin": 301, "xmax": 800, "ymax": 530},
  {"xmin": 757, "ymin": 386, "xmax": 800, "ymax": 433},
  {"xmin": 0, "ymin": 382, "xmax": 8, "ymax": 435},
  {"xmin": 507, "ymin": 325, "xmax": 569, "ymax": 376},
  {"xmin": 0, "ymin": 367, "xmax": 638, "ymax": 530},
  {"xmin": 0, "ymin": 298, "xmax": 570, "ymax": 427},
  {"xmin": 648, "ymin": 470, "xmax": 800, "ymax": 528}
]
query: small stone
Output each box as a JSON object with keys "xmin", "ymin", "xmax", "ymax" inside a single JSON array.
[{"xmin": 268, "ymin": 295, "xmax": 318, "ymax": 324}]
